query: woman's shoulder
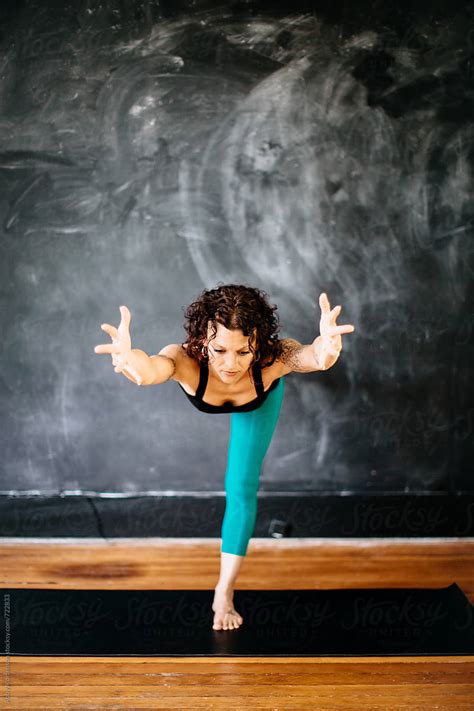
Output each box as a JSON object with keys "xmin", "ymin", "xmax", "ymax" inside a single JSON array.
[
  {"xmin": 155, "ymin": 342, "xmax": 199, "ymax": 382},
  {"xmin": 260, "ymin": 338, "xmax": 294, "ymax": 379}
]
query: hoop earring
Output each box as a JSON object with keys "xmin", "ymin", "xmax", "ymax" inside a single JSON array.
[{"xmin": 201, "ymin": 345, "xmax": 208, "ymax": 359}]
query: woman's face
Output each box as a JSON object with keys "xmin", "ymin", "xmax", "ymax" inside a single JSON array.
[{"xmin": 204, "ymin": 321, "xmax": 257, "ymax": 383}]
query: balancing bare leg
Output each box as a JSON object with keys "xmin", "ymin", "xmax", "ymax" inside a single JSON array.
[{"xmin": 212, "ymin": 378, "xmax": 285, "ymax": 630}]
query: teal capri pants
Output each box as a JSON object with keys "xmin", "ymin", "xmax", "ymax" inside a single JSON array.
[{"xmin": 221, "ymin": 376, "xmax": 285, "ymax": 556}]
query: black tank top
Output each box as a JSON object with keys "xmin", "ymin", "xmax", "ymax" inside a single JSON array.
[{"xmin": 178, "ymin": 360, "xmax": 281, "ymax": 414}]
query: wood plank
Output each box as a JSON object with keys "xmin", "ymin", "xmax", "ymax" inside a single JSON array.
[
  {"xmin": 5, "ymin": 663, "xmax": 474, "ymax": 685},
  {"xmin": 2, "ymin": 683, "xmax": 474, "ymax": 709},
  {"xmin": 1, "ymin": 539, "xmax": 473, "ymax": 602}
]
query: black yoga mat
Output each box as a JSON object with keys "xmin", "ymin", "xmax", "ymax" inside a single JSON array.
[{"xmin": 1, "ymin": 584, "xmax": 473, "ymax": 656}]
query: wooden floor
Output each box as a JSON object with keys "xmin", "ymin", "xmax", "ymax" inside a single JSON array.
[{"xmin": 1, "ymin": 537, "xmax": 473, "ymax": 709}]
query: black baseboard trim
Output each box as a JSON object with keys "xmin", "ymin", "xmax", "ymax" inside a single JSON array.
[{"xmin": 0, "ymin": 493, "xmax": 473, "ymax": 538}]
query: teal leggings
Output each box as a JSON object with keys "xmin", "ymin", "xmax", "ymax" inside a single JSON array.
[{"xmin": 221, "ymin": 377, "xmax": 285, "ymax": 556}]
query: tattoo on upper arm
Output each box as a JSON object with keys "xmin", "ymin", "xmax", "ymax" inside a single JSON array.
[{"xmin": 280, "ymin": 338, "xmax": 310, "ymax": 372}]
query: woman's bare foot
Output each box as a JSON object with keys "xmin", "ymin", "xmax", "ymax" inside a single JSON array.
[{"xmin": 212, "ymin": 583, "xmax": 243, "ymax": 630}]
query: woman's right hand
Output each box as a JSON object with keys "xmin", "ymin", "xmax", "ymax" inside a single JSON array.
[{"xmin": 94, "ymin": 305, "xmax": 143, "ymax": 385}]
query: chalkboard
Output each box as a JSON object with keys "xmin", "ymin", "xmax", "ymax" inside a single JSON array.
[{"xmin": 0, "ymin": 0, "xmax": 472, "ymax": 497}]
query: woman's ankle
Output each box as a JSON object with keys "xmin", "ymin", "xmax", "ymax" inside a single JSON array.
[{"xmin": 214, "ymin": 581, "xmax": 234, "ymax": 594}]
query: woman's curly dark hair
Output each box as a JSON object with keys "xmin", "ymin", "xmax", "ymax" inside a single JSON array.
[{"xmin": 181, "ymin": 283, "xmax": 284, "ymax": 368}]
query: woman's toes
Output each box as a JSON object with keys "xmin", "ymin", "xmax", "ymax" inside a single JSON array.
[
  {"xmin": 225, "ymin": 613, "xmax": 240, "ymax": 629},
  {"xmin": 213, "ymin": 612, "xmax": 224, "ymax": 630},
  {"xmin": 213, "ymin": 610, "xmax": 242, "ymax": 630}
]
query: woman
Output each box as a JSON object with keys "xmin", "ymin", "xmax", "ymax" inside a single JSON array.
[{"xmin": 94, "ymin": 284, "xmax": 355, "ymax": 631}]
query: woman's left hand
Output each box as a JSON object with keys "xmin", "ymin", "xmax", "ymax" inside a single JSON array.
[{"xmin": 314, "ymin": 292, "xmax": 355, "ymax": 366}]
